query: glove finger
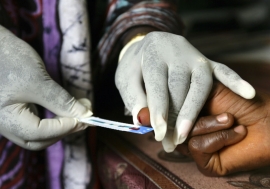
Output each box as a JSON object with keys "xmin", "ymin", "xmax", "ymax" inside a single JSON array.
[
  {"xmin": 173, "ymin": 65, "xmax": 213, "ymax": 145},
  {"xmin": 161, "ymin": 66, "xmax": 190, "ymax": 152},
  {"xmin": 142, "ymin": 55, "xmax": 168, "ymax": 141},
  {"xmin": 0, "ymin": 124, "xmax": 60, "ymax": 150},
  {"xmin": 188, "ymin": 125, "xmax": 247, "ymax": 176},
  {"xmin": 25, "ymin": 139, "xmax": 60, "ymax": 150},
  {"xmin": 162, "ymin": 127, "xmax": 176, "ymax": 152},
  {"xmin": 30, "ymin": 117, "xmax": 86, "ymax": 141},
  {"xmin": 211, "ymin": 61, "xmax": 255, "ymax": 99},
  {"xmin": 2, "ymin": 134, "xmax": 59, "ymax": 151},
  {"xmin": 78, "ymin": 98, "xmax": 92, "ymax": 110},
  {"xmin": 29, "ymin": 78, "xmax": 92, "ymax": 118},
  {"xmin": 7, "ymin": 103, "xmax": 88, "ymax": 141},
  {"xmin": 115, "ymin": 43, "xmax": 147, "ymax": 125},
  {"xmin": 167, "ymin": 65, "xmax": 190, "ymax": 132}
]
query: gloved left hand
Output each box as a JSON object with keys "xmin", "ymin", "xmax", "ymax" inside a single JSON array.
[
  {"xmin": 115, "ymin": 31, "xmax": 255, "ymax": 152},
  {"xmin": 0, "ymin": 25, "xmax": 92, "ymax": 150}
]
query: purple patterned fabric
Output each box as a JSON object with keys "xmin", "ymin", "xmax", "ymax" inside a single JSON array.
[
  {"xmin": 42, "ymin": 2, "xmax": 64, "ymax": 189},
  {"xmin": 45, "ymin": 113, "xmax": 64, "ymax": 189},
  {"xmin": 42, "ymin": 0, "xmax": 62, "ymax": 84},
  {"xmin": 0, "ymin": 0, "xmax": 184, "ymax": 188}
]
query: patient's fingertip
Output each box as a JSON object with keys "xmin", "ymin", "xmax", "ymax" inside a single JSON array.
[
  {"xmin": 138, "ymin": 107, "xmax": 151, "ymax": 126},
  {"xmin": 216, "ymin": 113, "xmax": 228, "ymax": 123}
]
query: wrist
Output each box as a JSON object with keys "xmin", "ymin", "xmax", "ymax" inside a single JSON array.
[
  {"xmin": 119, "ymin": 26, "xmax": 157, "ymax": 61},
  {"xmin": 122, "ymin": 26, "xmax": 157, "ymax": 46},
  {"xmin": 119, "ymin": 34, "xmax": 146, "ymax": 62}
]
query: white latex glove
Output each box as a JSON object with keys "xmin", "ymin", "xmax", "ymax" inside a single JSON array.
[
  {"xmin": 115, "ymin": 31, "xmax": 255, "ymax": 152},
  {"xmin": 0, "ymin": 26, "xmax": 92, "ymax": 150}
]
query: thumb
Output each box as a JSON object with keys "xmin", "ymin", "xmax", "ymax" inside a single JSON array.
[
  {"xmin": 3, "ymin": 103, "xmax": 90, "ymax": 143},
  {"xmin": 78, "ymin": 98, "xmax": 92, "ymax": 111},
  {"xmin": 30, "ymin": 78, "xmax": 92, "ymax": 118}
]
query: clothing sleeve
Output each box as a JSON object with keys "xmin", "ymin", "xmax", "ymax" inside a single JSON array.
[{"xmin": 95, "ymin": 0, "xmax": 184, "ymax": 68}]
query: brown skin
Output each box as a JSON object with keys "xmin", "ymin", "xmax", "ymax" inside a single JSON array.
[
  {"xmin": 137, "ymin": 82, "xmax": 270, "ymax": 176},
  {"xmin": 177, "ymin": 113, "xmax": 246, "ymax": 164},
  {"xmin": 198, "ymin": 82, "xmax": 270, "ymax": 176},
  {"xmin": 177, "ymin": 113, "xmax": 247, "ymax": 176},
  {"xmin": 138, "ymin": 107, "xmax": 151, "ymax": 125}
]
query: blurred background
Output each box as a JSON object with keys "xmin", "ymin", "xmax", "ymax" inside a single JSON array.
[
  {"xmin": 178, "ymin": 0, "xmax": 270, "ymax": 62},
  {"xmin": 176, "ymin": 0, "xmax": 270, "ymax": 92}
]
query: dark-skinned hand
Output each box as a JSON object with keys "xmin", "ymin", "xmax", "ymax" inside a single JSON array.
[{"xmin": 137, "ymin": 82, "xmax": 270, "ymax": 176}]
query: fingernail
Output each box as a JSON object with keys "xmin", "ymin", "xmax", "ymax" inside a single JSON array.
[
  {"xmin": 234, "ymin": 125, "xmax": 245, "ymax": 134},
  {"xmin": 216, "ymin": 113, "xmax": 228, "ymax": 123},
  {"xmin": 162, "ymin": 129, "xmax": 175, "ymax": 152}
]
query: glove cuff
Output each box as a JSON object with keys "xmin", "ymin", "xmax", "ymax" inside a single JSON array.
[{"xmin": 119, "ymin": 34, "xmax": 146, "ymax": 61}]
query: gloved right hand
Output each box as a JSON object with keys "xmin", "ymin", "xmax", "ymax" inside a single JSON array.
[
  {"xmin": 116, "ymin": 31, "xmax": 255, "ymax": 152},
  {"xmin": 0, "ymin": 25, "xmax": 92, "ymax": 150}
]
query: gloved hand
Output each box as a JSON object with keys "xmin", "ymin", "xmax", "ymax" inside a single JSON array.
[
  {"xmin": 115, "ymin": 31, "xmax": 255, "ymax": 152},
  {"xmin": 0, "ymin": 25, "xmax": 92, "ymax": 150}
]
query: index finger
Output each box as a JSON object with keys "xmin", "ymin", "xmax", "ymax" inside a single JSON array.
[
  {"xmin": 190, "ymin": 113, "xmax": 234, "ymax": 137},
  {"xmin": 142, "ymin": 53, "xmax": 169, "ymax": 141}
]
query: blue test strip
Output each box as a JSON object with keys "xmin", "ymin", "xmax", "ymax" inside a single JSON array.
[{"xmin": 79, "ymin": 116, "xmax": 153, "ymax": 134}]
